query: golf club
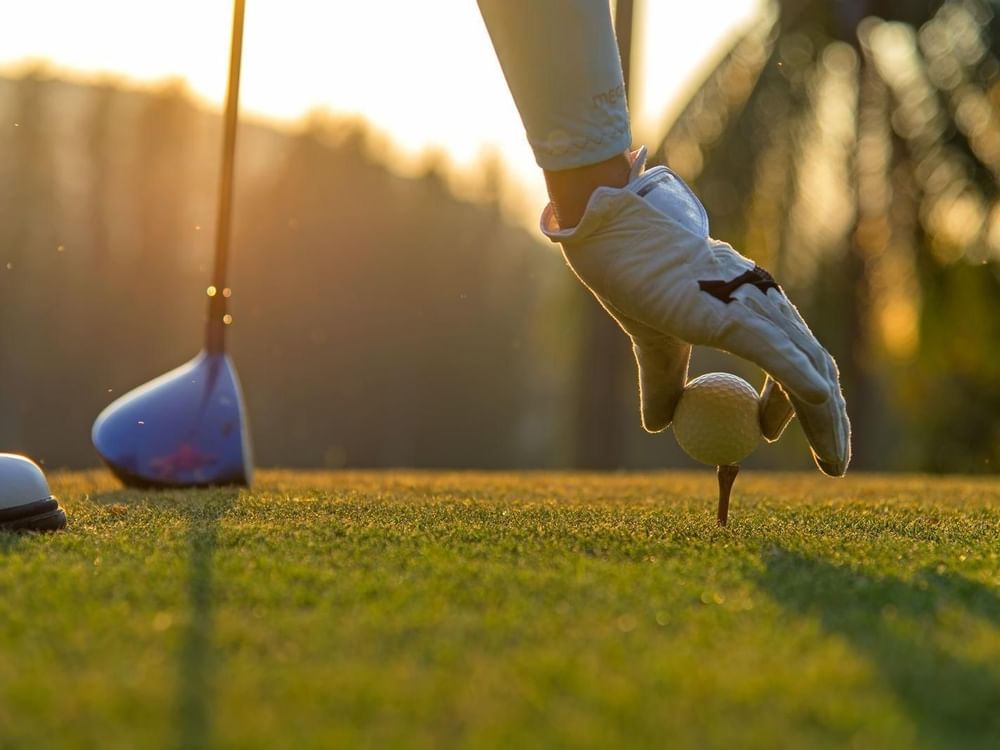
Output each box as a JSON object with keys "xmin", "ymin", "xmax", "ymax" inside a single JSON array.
[
  {"xmin": 92, "ymin": 0, "xmax": 252, "ymax": 488},
  {"xmin": 0, "ymin": 454, "xmax": 67, "ymax": 532}
]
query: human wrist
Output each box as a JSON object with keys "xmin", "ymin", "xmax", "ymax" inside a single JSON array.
[{"xmin": 543, "ymin": 151, "xmax": 631, "ymax": 229}]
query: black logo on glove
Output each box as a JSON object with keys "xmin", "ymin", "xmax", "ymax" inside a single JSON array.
[{"xmin": 698, "ymin": 265, "xmax": 780, "ymax": 303}]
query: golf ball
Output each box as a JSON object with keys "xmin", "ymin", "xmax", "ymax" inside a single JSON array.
[{"xmin": 672, "ymin": 373, "xmax": 761, "ymax": 466}]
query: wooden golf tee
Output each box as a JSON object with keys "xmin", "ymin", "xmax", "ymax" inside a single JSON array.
[{"xmin": 717, "ymin": 464, "xmax": 739, "ymax": 526}]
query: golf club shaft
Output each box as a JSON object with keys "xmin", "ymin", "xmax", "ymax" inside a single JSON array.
[{"xmin": 206, "ymin": 0, "xmax": 246, "ymax": 354}]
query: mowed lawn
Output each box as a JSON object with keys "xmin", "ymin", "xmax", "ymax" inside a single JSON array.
[{"xmin": 2, "ymin": 471, "xmax": 999, "ymax": 749}]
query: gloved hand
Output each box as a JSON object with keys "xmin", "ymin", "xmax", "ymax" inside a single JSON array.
[{"xmin": 542, "ymin": 147, "xmax": 850, "ymax": 476}]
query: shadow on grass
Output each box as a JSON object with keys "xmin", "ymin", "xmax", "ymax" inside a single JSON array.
[
  {"xmin": 93, "ymin": 487, "xmax": 237, "ymax": 750},
  {"xmin": 757, "ymin": 548, "xmax": 1000, "ymax": 749},
  {"xmin": 8, "ymin": 481, "xmax": 237, "ymax": 750},
  {"xmin": 148, "ymin": 492, "xmax": 235, "ymax": 750}
]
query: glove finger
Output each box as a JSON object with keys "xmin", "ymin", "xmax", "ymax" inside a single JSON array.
[
  {"xmin": 632, "ymin": 336, "xmax": 691, "ymax": 432},
  {"xmin": 759, "ymin": 375, "xmax": 794, "ymax": 442},
  {"xmin": 715, "ymin": 310, "xmax": 849, "ymax": 476},
  {"xmin": 589, "ymin": 298, "xmax": 692, "ymax": 434},
  {"xmin": 716, "ymin": 308, "xmax": 828, "ymax": 404},
  {"xmin": 743, "ymin": 291, "xmax": 852, "ymax": 476},
  {"xmin": 790, "ymin": 389, "xmax": 851, "ymax": 477}
]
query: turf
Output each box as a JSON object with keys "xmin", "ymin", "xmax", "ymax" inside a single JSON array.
[{"xmin": 1, "ymin": 471, "xmax": 999, "ymax": 750}]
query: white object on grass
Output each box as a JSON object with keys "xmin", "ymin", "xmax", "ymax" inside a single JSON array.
[{"xmin": 0, "ymin": 453, "xmax": 67, "ymax": 531}]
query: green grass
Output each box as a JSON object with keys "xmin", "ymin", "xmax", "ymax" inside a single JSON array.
[{"xmin": 2, "ymin": 471, "xmax": 999, "ymax": 749}]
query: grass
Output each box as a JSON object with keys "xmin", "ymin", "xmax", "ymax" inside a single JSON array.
[{"xmin": 1, "ymin": 470, "xmax": 999, "ymax": 750}]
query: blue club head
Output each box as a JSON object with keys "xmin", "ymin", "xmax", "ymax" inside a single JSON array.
[{"xmin": 92, "ymin": 350, "xmax": 253, "ymax": 488}]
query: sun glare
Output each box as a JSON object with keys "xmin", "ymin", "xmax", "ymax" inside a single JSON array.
[{"xmin": 2, "ymin": 0, "xmax": 762, "ymax": 222}]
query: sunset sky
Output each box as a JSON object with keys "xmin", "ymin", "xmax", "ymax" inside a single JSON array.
[{"xmin": 2, "ymin": 0, "xmax": 762, "ymax": 220}]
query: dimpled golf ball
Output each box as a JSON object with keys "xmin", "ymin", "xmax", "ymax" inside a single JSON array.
[{"xmin": 672, "ymin": 372, "xmax": 762, "ymax": 466}]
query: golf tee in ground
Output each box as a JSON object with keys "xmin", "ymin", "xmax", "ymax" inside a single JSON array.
[{"xmin": 717, "ymin": 464, "xmax": 739, "ymax": 526}]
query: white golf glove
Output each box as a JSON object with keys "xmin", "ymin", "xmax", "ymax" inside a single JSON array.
[{"xmin": 542, "ymin": 147, "xmax": 851, "ymax": 476}]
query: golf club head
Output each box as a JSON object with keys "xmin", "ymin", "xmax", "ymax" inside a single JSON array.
[
  {"xmin": 0, "ymin": 453, "xmax": 67, "ymax": 532},
  {"xmin": 92, "ymin": 350, "xmax": 253, "ymax": 488}
]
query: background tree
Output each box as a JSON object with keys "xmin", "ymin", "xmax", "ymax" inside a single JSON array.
[
  {"xmin": 653, "ymin": 0, "xmax": 1000, "ymax": 472},
  {"xmin": 0, "ymin": 68, "xmax": 57, "ymax": 448}
]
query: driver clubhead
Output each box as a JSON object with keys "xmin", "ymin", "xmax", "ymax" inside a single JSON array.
[{"xmin": 92, "ymin": 350, "xmax": 253, "ymax": 488}]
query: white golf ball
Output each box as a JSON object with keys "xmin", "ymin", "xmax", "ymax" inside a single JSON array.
[{"xmin": 672, "ymin": 373, "xmax": 761, "ymax": 466}]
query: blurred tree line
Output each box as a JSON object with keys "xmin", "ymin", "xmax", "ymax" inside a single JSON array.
[
  {"xmin": 1, "ymin": 0, "xmax": 997, "ymax": 475},
  {"xmin": 0, "ymin": 70, "xmax": 601, "ymax": 471}
]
